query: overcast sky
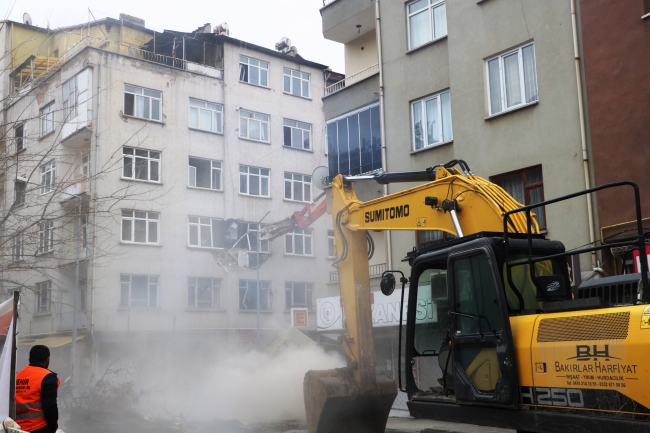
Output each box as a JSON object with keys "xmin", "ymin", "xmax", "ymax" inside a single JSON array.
[{"xmin": 2, "ymin": 0, "xmax": 345, "ymax": 71}]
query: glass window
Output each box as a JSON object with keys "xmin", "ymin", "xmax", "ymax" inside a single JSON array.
[
  {"xmin": 188, "ymin": 157, "xmax": 222, "ymax": 191},
  {"xmin": 407, "ymin": 0, "xmax": 447, "ymax": 50},
  {"xmin": 239, "ymin": 109, "xmax": 270, "ymax": 142},
  {"xmin": 486, "ymin": 43, "xmax": 538, "ymax": 116},
  {"xmin": 14, "ymin": 124, "xmax": 24, "ymax": 152},
  {"xmin": 239, "ymin": 164, "xmax": 270, "ymax": 197},
  {"xmin": 41, "ymin": 103, "xmax": 55, "ymax": 136},
  {"xmin": 36, "ymin": 281, "xmax": 52, "ymax": 314},
  {"xmin": 285, "ymin": 282, "xmax": 314, "ymax": 310},
  {"xmin": 188, "ymin": 277, "xmax": 222, "ymax": 309},
  {"xmin": 122, "ymin": 147, "xmax": 161, "ymax": 183},
  {"xmin": 189, "ymin": 98, "xmax": 223, "ymax": 133},
  {"xmin": 283, "ymin": 68, "xmax": 310, "ymax": 98},
  {"xmin": 491, "ymin": 165, "xmax": 546, "ymax": 230},
  {"xmin": 121, "ymin": 210, "xmax": 160, "ymax": 244},
  {"xmin": 413, "ymin": 266, "xmax": 449, "ymax": 355},
  {"xmin": 80, "ymin": 154, "xmax": 90, "ymax": 177},
  {"xmin": 284, "ymin": 172, "xmax": 311, "ymax": 202},
  {"xmin": 40, "ymin": 161, "xmax": 56, "ymax": 195},
  {"xmin": 327, "ymin": 230, "xmax": 336, "ymax": 258},
  {"xmin": 412, "ymin": 90, "xmax": 453, "ymax": 151},
  {"xmin": 14, "ymin": 181, "xmax": 25, "ymax": 207},
  {"xmin": 124, "ymin": 84, "xmax": 162, "ymax": 121},
  {"xmin": 285, "ymin": 228, "xmax": 313, "ymax": 256},
  {"xmin": 188, "ymin": 216, "xmax": 224, "ymax": 249},
  {"xmin": 62, "ymin": 70, "xmax": 88, "ymax": 121},
  {"xmin": 11, "ymin": 234, "xmax": 23, "ymax": 261},
  {"xmin": 38, "ymin": 220, "xmax": 54, "ymax": 253},
  {"xmin": 283, "ymin": 119, "xmax": 311, "ymax": 150},
  {"xmin": 239, "ymin": 279, "xmax": 271, "ymax": 311},
  {"xmin": 120, "ymin": 274, "xmax": 158, "ymax": 308},
  {"xmin": 239, "ymin": 56, "xmax": 269, "ymax": 87}
]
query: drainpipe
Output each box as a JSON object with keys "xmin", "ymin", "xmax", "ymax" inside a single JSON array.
[
  {"xmin": 571, "ymin": 0, "xmax": 597, "ymax": 268},
  {"xmin": 90, "ymin": 62, "xmax": 101, "ymax": 377},
  {"xmin": 375, "ymin": 0, "xmax": 392, "ymax": 270}
]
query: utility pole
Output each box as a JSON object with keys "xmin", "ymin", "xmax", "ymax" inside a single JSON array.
[{"xmin": 256, "ymin": 210, "xmax": 270, "ymax": 349}]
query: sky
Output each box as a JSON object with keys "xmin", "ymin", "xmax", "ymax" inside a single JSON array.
[{"xmin": 2, "ymin": 0, "xmax": 345, "ymax": 72}]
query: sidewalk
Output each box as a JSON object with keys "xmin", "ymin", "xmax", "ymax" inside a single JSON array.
[{"xmin": 386, "ymin": 417, "xmax": 514, "ymax": 433}]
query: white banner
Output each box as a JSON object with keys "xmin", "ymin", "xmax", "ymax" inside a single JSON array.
[{"xmin": 317, "ymin": 290, "xmax": 409, "ymax": 331}]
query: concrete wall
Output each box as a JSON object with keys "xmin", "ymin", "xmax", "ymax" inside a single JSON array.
[{"xmin": 344, "ymin": 29, "xmax": 378, "ymax": 76}]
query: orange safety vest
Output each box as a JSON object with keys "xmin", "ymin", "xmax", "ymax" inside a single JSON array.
[{"xmin": 15, "ymin": 365, "xmax": 60, "ymax": 432}]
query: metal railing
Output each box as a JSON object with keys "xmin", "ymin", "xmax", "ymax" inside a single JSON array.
[
  {"xmin": 325, "ymin": 63, "xmax": 379, "ymax": 96},
  {"xmin": 330, "ymin": 262, "xmax": 387, "ymax": 282}
]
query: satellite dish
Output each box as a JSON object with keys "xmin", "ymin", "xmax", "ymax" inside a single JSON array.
[
  {"xmin": 23, "ymin": 13, "xmax": 32, "ymax": 26},
  {"xmin": 312, "ymin": 166, "xmax": 330, "ymax": 191}
]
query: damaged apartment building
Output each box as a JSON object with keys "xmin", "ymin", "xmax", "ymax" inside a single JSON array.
[{"xmin": 0, "ymin": 14, "xmax": 336, "ymax": 386}]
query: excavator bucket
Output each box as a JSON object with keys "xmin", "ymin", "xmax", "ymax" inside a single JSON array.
[{"xmin": 304, "ymin": 367, "xmax": 397, "ymax": 433}]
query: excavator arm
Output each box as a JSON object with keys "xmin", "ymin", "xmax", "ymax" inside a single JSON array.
[
  {"xmin": 260, "ymin": 193, "xmax": 327, "ymax": 241},
  {"xmin": 304, "ymin": 162, "xmax": 539, "ymax": 433}
]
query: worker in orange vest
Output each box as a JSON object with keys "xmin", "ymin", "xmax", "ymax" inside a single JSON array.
[{"xmin": 15, "ymin": 345, "xmax": 60, "ymax": 433}]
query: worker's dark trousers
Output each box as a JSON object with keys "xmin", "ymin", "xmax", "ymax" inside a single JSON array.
[{"xmin": 31, "ymin": 425, "xmax": 57, "ymax": 433}]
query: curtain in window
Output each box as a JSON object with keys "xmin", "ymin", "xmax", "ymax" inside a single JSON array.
[
  {"xmin": 440, "ymin": 91, "xmax": 452, "ymax": 142},
  {"xmin": 503, "ymin": 53, "xmax": 522, "ymax": 108},
  {"xmin": 409, "ymin": 10, "xmax": 430, "ymax": 48},
  {"xmin": 495, "ymin": 174, "xmax": 525, "ymax": 205},
  {"xmin": 433, "ymin": 3, "xmax": 447, "ymax": 39},
  {"xmin": 529, "ymin": 187, "xmax": 546, "ymax": 229},
  {"xmin": 522, "ymin": 45, "xmax": 538, "ymax": 103},
  {"xmin": 488, "ymin": 59, "xmax": 502, "ymax": 114},
  {"xmin": 425, "ymin": 98, "xmax": 439, "ymax": 146},
  {"xmin": 413, "ymin": 101, "xmax": 424, "ymax": 150}
]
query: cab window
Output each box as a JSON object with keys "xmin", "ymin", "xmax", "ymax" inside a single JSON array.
[
  {"xmin": 502, "ymin": 256, "xmax": 565, "ymax": 311},
  {"xmin": 413, "ymin": 267, "xmax": 449, "ymax": 355}
]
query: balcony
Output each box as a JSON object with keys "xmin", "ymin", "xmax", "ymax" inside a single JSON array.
[
  {"xmin": 325, "ymin": 63, "xmax": 379, "ymax": 96},
  {"xmin": 321, "ymin": 0, "xmax": 376, "ymax": 44},
  {"xmin": 329, "ymin": 262, "xmax": 386, "ymax": 283}
]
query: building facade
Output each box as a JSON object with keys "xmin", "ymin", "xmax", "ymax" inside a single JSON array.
[{"xmin": 1, "ymin": 16, "xmax": 335, "ymax": 391}]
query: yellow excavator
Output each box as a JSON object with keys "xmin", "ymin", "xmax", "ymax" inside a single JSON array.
[{"xmin": 303, "ymin": 160, "xmax": 650, "ymax": 433}]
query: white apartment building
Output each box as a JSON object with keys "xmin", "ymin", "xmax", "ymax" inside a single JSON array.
[{"xmin": 1, "ymin": 17, "xmax": 337, "ymax": 385}]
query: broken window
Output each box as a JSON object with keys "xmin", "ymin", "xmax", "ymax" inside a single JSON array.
[
  {"xmin": 283, "ymin": 119, "xmax": 311, "ymax": 150},
  {"xmin": 239, "ymin": 279, "xmax": 271, "ymax": 311},
  {"xmin": 284, "ymin": 172, "xmax": 311, "ymax": 202},
  {"xmin": 123, "ymin": 147, "xmax": 161, "ymax": 182},
  {"xmin": 41, "ymin": 102, "xmax": 55, "ymax": 136},
  {"xmin": 121, "ymin": 210, "xmax": 159, "ymax": 244},
  {"xmin": 188, "ymin": 216, "xmax": 224, "ymax": 249},
  {"xmin": 283, "ymin": 68, "xmax": 310, "ymax": 98},
  {"xmin": 239, "ymin": 110, "xmax": 270, "ymax": 142},
  {"xmin": 285, "ymin": 228, "xmax": 313, "ymax": 256},
  {"xmin": 231, "ymin": 222, "xmax": 270, "ymax": 253},
  {"xmin": 239, "ymin": 56, "xmax": 269, "ymax": 87},
  {"xmin": 189, "ymin": 98, "xmax": 223, "ymax": 133},
  {"xmin": 120, "ymin": 274, "xmax": 158, "ymax": 308},
  {"xmin": 14, "ymin": 124, "xmax": 24, "ymax": 152},
  {"xmin": 188, "ymin": 157, "xmax": 222, "ymax": 190},
  {"xmin": 38, "ymin": 220, "xmax": 54, "ymax": 253},
  {"xmin": 36, "ymin": 281, "xmax": 51, "ymax": 314},
  {"xmin": 188, "ymin": 277, "xmax": 222, "ymax": 309},
  {"xmin": 239, "ymin": 165, "xmax": 270, "ymax": 197},
  {"xmin": 285, "ymin": 282, "xmax": 314, "ymax": 310},
  {"xmin": 124, "ymin": 84, "xmax": 162, "ymax": 121},
  {"xmin": 40, "ymin": 161, "xmax": 56, "ymax": 195}
]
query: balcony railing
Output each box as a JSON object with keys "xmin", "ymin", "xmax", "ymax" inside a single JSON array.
[
  {"xmin": 325, "ymin": 63, "xmax": 379, "ymax": 96},
  {"xmin": 330, "ymin": 262, "xmax": 386, "ymax": 282},
  {"xmin": 58, "ymin": 311, "xmax": 88, "ymax": 331}
]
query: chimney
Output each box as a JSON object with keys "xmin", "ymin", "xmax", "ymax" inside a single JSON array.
[{"xmin": 119, "ymin": 13, "xmax": 145, "ymax": 27}]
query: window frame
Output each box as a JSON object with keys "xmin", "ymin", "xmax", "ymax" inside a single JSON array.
[
  {"xmin": 411, "ymin": 89, "xmax": 453, "ymax": 151},
  {"xmin": 62, "ymin": 71, "xmax": 88, "ymax": 121},
  {"xmin": 283, "ymin": 68, "xmax": 310, "ymax": 98},
  {"xmin": 121, "ymin": 210, "xmax": 160, "ymax": 245},
  {"xmin": 14, "ymin": 124, "xmax": 25, "ymax": 152},
  {"xmin": 285, "ymin": 282, "xmax": 314, "ymax": 311},
  {"xmin": 239, "ymin": 279, "xmax": 272, "ymax": 311},
  {"xmin": 239, "ymin": 56, "xmax": 270, "ymax": 88},
  {"xmin": 284, "ymin": 172, "xmax": 312, "ymax": 203},
  {"xmin": 283, "ymin": 119, "xmax": 311, "ymax": 151},
  {"xmin": 14, "ymin": 180, "xmax": 26, "ymax": 207},
  {"xmin": 239, "ymin": 165, "xmax": 271, "ymax": 197},
  {"xmin": 327, "ymin": 230, "xmax": 336, "ymax": 258},
  {"xmin": 486, "ymin": 42, "xmax": 539, "ymax": 116},
  {"xmin": 122, "ymin": 147, "xmax": 161, "ymax": 183},
  {"xmin": 189, "ymin": 98, "xmax": 223, "ymax": 134},
  {"xmin": 40, "ymin": 161, "xmax": 56, "ymax": 195},
  {"xmin": 40, "ymin": 102, "xmax": 55, "ymax": 137},
  {"xmin": 38, "ymin": 220, "xmax": 54, "ymax": 254},
  {"xmin": 187, "ymin": 277, "xmax": 222, "ymax": 310},
  {"xmin": 188, "ymin": 216, "xmax": 224, "ymax": 249},
  {"xmin": 188, "ymin": 157, "xmax": 222, "ymax": 191},
  {"xmin": 35, "ymin": 281, "xmax": 52, "ymax": 315},
  {"xmin": 285, "ymin": 228, "xmax": 314, "ymax": 257},
  {"xmin": 80, "ymin": 153, "xmax": 90, "ymax": 177},
  {"xmin": 11, "ymin": 234, "xmax": 23, "ymax": 262},
  {"xmin": 406, "ymin": 0, "xmax": 448, "ymax": 50},
  {"xmin": 123, "ymin": 84, "xmax": 162, "ymax": 122},
  {"xmin": 239, "ymin": 109, "xmax": 270, "ymax": 143},
  {"xmin": 120, "ymin": 274, "xmax": 159, "ymax": 308},
  {"xmin": 490, "ymin": 165, "xmax": 546, "ymax": 231}
]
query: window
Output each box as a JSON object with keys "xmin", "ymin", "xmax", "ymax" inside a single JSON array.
[
  {"xmin": 239, "ymin": 279, "xmax": 271, "ymax": 311},
  {"xmin": 188, "ymin": 216, "xmax": 224, "ymax": 249},
  {"xmin": 239, "ymin": 165, "xmax": 270, "ymax": 197},
  {"xmin": 285, "ymin": 282, "xmax": 314, "ymax": 310},
  {"xmin": 14, "ymin": 124, "xmax": 24, "ymax": 152},
  {"xmin": 122, "ymin": 147, "xmax": 161, "ymax": 182},
  {"xmin": 283, "ymin": 68, "xmax": 310, "ymax": 98},
  {"xmin": 81, "ymin": 215, "xmax": 89, "ymax": 257},
  {"xmin": 284, "ymin": 172, "xmax": 311, "ymax": 202},
  {"xmin": 239, "ymin": 56, "xmax": 269, "ymax": 87},
  {"xmin": 239, "ymin": 110, "xmax": 270, "ymax": 142},
  {"xmin": 283, "ymin": 119, "xmax": 311, "ymax": 150},
  {"xmin": 62, "ymin": 71, "xmax": 88, "ymax": 120},
  {"xmin": 40, "ymin": 161, "xmax": 55, "ymax": 194},
  {"xmin": 35, "ymin": 281, "xmax": 51, "ymax": 314},
  {"xmin": 80, "ymin": 154, "xmax": 90, "ymax": 177},
  {"xmin": 188, "ymin": 157, "xmax": 222, "ymax": 191},
  {"xmin": 14, "ymin": 181, "xmax": 25, "ymax": 206},
  {"xmin": 407, "ymin": 0, "xmax": 447, "ymax": 49},
  {"xmin": 38, "ymin": 221, "xmax": 54, "ymax": 253},
  {"xmin": 189, "ymin": 98, "xmax": 223, "ymax": 133},
  {"xmin": 41, "ymin": 103, "xmax": 55, "ymax": 136},
  {"xmin": 487, "ymin": 43, "xmax": 538, "ymax": 116},
  {"xmin": 327, "ymin": 230, "xmax": 336, "ymax": 258},
  {"xmin": 327, "ymin": 104, "xmax": 382, "ymax": 179},
  {"xmin": 285, "ymin": 228, "xmax": 313, "ymax": 256},
  {"xmin": 120, "ymin": 274, "xmax": 158, "ymax": 308},
  {"xmin": 412, "ymin": 91, "xmax": 452, "ymax": 151},
  {"xmin": 121, "ymin": 210, "xmax": 160, "ymax": 244},
  {"xmin": 188, "ymin": 277, "xmax": 222, "ymax": 309},
  {"xmin": 123, "ymin": 85, "xmax": 162, "ymax": 121},
  {"xmin": 491, "ymin": 165, "xmax": 546, "ymax": 230},
  {"xmin": 11, "ymin": 235, "xmax": 23, "ymax": 261}
]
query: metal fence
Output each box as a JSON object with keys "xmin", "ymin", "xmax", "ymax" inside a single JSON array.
[
  {"xmin": 325, "ymin": 63, "xmax": 379, "ymax": 96},
  {"xmin": 330, "ymin": 262, "xmax": 386, "ymax": 282}
]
